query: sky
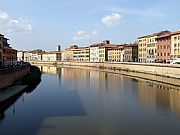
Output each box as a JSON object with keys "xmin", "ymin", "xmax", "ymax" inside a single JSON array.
[{"xmin": 0, "ymin": 0, "xmax": 179, "ymax": 51}]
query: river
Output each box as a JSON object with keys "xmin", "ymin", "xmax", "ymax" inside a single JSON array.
[{"xmin": 0, "ymin": 65, "xmax": 180, "ymax": 135}]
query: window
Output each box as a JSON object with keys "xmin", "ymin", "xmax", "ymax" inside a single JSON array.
[
  {"xmin": 174, "ymin": 44, "xmax": 177, "ymax": 47},
  {"xmin": 174, "ymin": 37, "xmax": 177, "ymax": 40}
]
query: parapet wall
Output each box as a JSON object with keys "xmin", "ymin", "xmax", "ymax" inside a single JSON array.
[
  {"xmin": 29, "ymin": 61, "xmax": 180, "ymax": 79},
  {"xmin": 0, "ymin": 65, "xmax": 30, "ymax": 89},
  {"xmin": 56, "ymin": 61, "xmax": 180, "ymax": 79}
]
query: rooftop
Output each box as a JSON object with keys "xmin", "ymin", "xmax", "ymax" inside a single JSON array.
[{"xmin": 138, "ymin": 30, "xmax": 171, "ymax": 39}]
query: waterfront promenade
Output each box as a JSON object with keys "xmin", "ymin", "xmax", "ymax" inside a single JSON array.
[{"xmin": 29, "ymin": 61, "xmax": 180, "ymax": 86}]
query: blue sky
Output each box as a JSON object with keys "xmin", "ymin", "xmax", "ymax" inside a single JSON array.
[{"xmin": 0, "ymin": 0, "xmax": 179, "ymax": 51}]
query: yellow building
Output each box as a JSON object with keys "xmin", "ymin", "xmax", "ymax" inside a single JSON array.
[
  {"xmin": 99, "ymin": 44, "xmax": 120, "ymax": 62},
  {"xmin": 138, "ymin": 31, "xmax": 170, "ymax": 63},
  {"xmin": 62, "ymin": 49, "xmax": 74, "ymax": 61},
  {"xmin": 62, "ymin": 45, "xmax": 89, "ymax": 61},
  {"xmin": 108, "ymin": 45, "xmax": 124, "ymax": 62},
  {"xmin": 138, "ymin": 36, "xmax": 148, "ymax": 63},
  {"xmin": 99, "ymin": 47, "xmax": 106, "ymax": 62},
  {"xmin": 171, "ymin": 31, "xmax": 180, "ymax": 59},
  {"xmin": 146, "ymin": 36, "xmax": 158, "ymax": 63},
  {"xmin": 72, "ymin": 47, "xmax": 89, "ymax": 61},
  {"xmin": 42, "ymin": 51, "xmax": 61, "ymax": 61}
]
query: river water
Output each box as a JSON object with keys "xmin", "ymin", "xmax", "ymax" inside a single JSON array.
[{"xmin": 0, "ymin": 65, "xmax": 180, "ymax": 135}]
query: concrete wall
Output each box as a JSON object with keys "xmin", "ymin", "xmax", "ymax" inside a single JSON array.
[
  {"xmin": 30, "ymin": 60, "xmax": 180, "ymax": 79},
  {"xmin": 56, "ymin": 61, "xmax": 180, "ymax": 79},
  {"xmin": 0, "ymin": 65, "xmax": 30, "ymax": 89}
]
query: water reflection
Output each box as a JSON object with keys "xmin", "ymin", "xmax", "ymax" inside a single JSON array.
[
  {"xmin": 1, "ymin": 65, "xmax": 180, "ymax": 135},
  {"xmin": 39, "ymin": 65, "xmax": 180, "ymax": 118},
  {"xmin": 138, "ymin": 80, "xmax": 180, "ymax": 117},
  {"xmin": 0, "ymin": 70, "xmax": 42, "ymax": 124}
]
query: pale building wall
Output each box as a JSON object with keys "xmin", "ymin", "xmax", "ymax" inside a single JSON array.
[
  {"xmin": 42, "ymin": 53, "xmax": 61, "ymax": 61},
  {"xmin": 17, "ymin": 52, "xmax": 24, "ymax": 61},
  {"xmin": 90, "ymin": 47, "xmax": 99, "ymax": 62},
  {"xmin": 138, "ymin": 37, "xmax": 148, "ymax": 63},
  {"xmin": 146, "ymin": 36, "xmax": 157, "ymax": 62},
  {"xmin": 24, "ymin": 52, "xmax": 33, "ymax": 61},
  {"xmin": 171, "ymin": 33, "xmax": 180, "ymax": 59}
]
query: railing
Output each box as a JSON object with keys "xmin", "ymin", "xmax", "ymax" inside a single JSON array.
[{"xmin": 0, "ymin": 62, "xmax": 30, "ymax": 75}]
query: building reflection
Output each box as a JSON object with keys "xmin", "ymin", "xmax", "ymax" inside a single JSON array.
[
  {"xmin": 38, "ymin": 66, "xmax": 58, "ymax": 75},
  {"xmin": 137, "ymin": 80, "xmax": 180, "ymax": 117},
  {"xmin": 39, "ymin": 65, "xmax": 126, "ymax": 94},
  {"xmin": 38, "ymin": 65, "xmax": 180, "ymax": 117}
]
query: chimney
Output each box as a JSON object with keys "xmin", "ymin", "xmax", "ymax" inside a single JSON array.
[{"xmin": 103, "ymin": 40, "xmax": 110, "ymax": 44}]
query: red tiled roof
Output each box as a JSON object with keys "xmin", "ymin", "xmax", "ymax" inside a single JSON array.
[
  {"xmin": 138, "ymin": 30, "xmax": 171, "ymax": 39},
  {"xmin": 170, "ymin": 30, "xmax": 180, "ymax": 36},
  {"xmin": 124, "ymin": 43, "xmax": 138, "ymax": 47}
]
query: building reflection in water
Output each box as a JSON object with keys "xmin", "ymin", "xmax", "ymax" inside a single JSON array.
[
  {"xmin": 38, "ymin": 65, "xmax": 180, "ymax": 117},
  {"xmin": 38, "ymin": 65, "xmax": 125, "ymax": 94},
  {"xmin": 137, "ymin": 80, "xmax": 180, "ymax": 117}
]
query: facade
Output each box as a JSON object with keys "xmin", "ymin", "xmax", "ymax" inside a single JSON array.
[
  {"xmin": 171, "ymin": 31, "xmax": 180, "ymax": 59},
  {"xmin": 138, "ymin": 36, "xmax": 148, "ymax": 63},
  {"xmin": 124, "ymin": 44, "xmax": 138, "ymax": 62},
  {"xmin": 31, "ymin": 50, "xmax": 45, "ymax": 61},
  {"xmin": 2, "ymin": 37, "xmax": 17, "ymax": 66},
  {"xmin": 108, "ymin": 45, "xmax": 124, "ymax": 62},
  {"xmin": 31, "ymin": 53, "xmax": 42, "ymax": 61},
  {"xmin": 156, "ymin": 33, "xmax": 171, "ymax": 63},
  {"xmin": 62, "ymin": 49, "xmax": 73, "ymax": 61},
  {"xmin": 90, "ymin": 44, "xmax": 102, "ymax": 62},
  {"xmin": 138, "ymin": 31, "xmax": 170, "ymax": 63},
  {"xmin": 17, "ymin": 51, "xmax": 25, "ymax": 61},
  {"xmin": 99, "ymin": 47, "xmax": 107, "ymax": 62},
  {"xmin": 73, "ymin": 47, "xmax": 89, "ymax": 61},
  {"xmin": 42, "ymin": 51, "xmax": 61, "ymax": 61},
  {"xmin": 62, "ymin": 45, "xmax": 78, "ymax": 61},
  {"xmin": 3, "ymin": 46, "xmax": 17, "ymax": 66},
  {"xmin": 146, "ymin": 36, "xmax": 157, "ymax": 63},
  {"xmin": 63, "ymin": 45, "xmax": 90, "ymax": 62},
  {"xmin": 17, "ymin": 50, "xmax": 44, "ymax": 61},
  {"xmin": 0, "ymin": 34, "xmax": 4, "ymax": 67},
  {"xmin": 90, "ymin": 40, "xmax": 120, "ymax": 62},
  {"xmin": 24, "ymin": 52, "xmax": 33, "ymax": 61}
]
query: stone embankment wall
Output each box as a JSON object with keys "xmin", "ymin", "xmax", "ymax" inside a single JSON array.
[
  {"xmin": 58, "ymin": 62, "xmax": 180, "ymax": 79},
  {"xmin": 0, "ymin": 65, "xmax": 30, "ymax": 89},
  {"xmin": 29, "ymin": 61, "xmax": 180, "ymax": 79}
]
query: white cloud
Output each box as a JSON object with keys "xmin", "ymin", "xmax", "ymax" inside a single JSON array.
[
  {"xmin": 92, "ymin": 30, "xmax": 98, "ymax": 37},
  {"xmin": 73, "ymin": 30, "xmax": 98, "ymax": 41},
  {"xmin": 0, "ymin": 11, "xmax": 32, "ymax": 34},
  {"xmin": 107, "ymin": 7, "xmax": 165, "ymax": 18},
  {"xmin": 102, "ymin": 13, "xmax": 123, "ymax": 27}
]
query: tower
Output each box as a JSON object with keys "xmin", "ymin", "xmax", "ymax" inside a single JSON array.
[{"xmin": 56, "ymin": 45, "xmax": 61, "ymax": 52}]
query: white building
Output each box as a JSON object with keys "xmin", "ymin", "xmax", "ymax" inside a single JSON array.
[
  {"xmin": 31, "ymin": 53, "xmax": 42, "ymax": 61},
  {"xmin": 17, "ymin": 51, "xmax": 25, "ymax": 61},
  {"xmin": 90, "ymin": 44, "xmax": 100, "ymax": 62},
  {"xmin": 24, "ymin": 52, "xmax": 33, "ymax": 61},
  {"xmin": 42, "ymin": 51, "xmax": 61, "ymax": 61}
]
